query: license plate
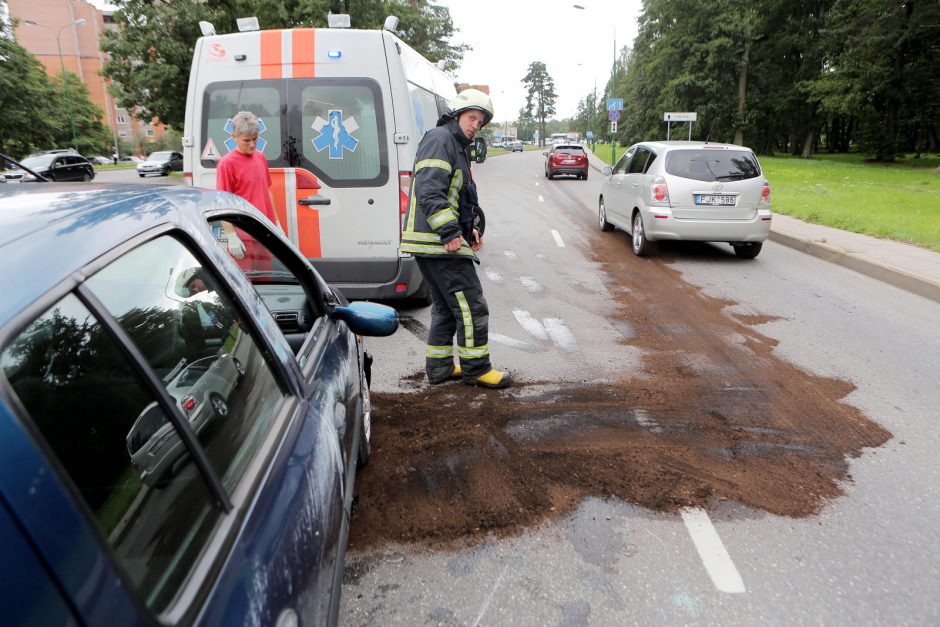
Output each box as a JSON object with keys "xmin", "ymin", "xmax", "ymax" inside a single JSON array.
[
  {"xmin": 695, "ymin": 194, "xmax": 735, "ymax": 206},
  {"xmin": 562, "ymin": 159, "xmax": 575, "ymax": 164}
]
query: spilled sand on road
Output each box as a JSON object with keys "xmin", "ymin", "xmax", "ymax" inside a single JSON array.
[{"xmin": 349, "ymin": 232, "xmax": 891, "ymax": 551}]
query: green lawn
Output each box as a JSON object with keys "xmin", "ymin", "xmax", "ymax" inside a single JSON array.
[
  {"xmin": 588, "ymin": 146, "xmax": 940, "ymax": 252},
  {"xmin": 761, "ymin": 154, "xmax": 940, "ymax": 252}
]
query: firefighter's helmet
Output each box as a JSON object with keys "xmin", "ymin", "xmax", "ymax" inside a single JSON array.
[{"xmin": 448, "ymin": 89, "xmax": 494, "ymax": 127}]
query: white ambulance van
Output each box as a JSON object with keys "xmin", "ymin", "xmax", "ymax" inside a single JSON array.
[{"xmin": 182, "ymin": 20, "xmax": 459, "ymax": 300}]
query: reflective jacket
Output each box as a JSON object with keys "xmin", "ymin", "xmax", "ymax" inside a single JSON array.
[{"xmin": 401, "ymin": 117, "xmax": 480, "ymax": 261}]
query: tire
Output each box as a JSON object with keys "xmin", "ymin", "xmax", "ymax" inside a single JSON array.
[
  {"xmin": 162, "ymin": 167, "xmax": 170, "ymax": 176},
  {"xmin": 582, "ymin": 169, "xmax": 588, "ymax": 180},
  {"xmin": 138, "ymin": 174, "xmax": 145, "ymax": 178},
  {"xmin": 733, "ymin": 242, "xmax": 763, "ymax": 259},
  {"xmin": 82, "ymin": 172, "xmax": 91, "ymax": 182},
  {"xmin": 209, "ymin": 393, "xmax": 229, "ymax": 418},
  {"xmin": 632, "ymin": 212, "xmax": 654, "ymax": 256},
  {"xmin": 46, "ymin": 174, "xmax": 55, "ymax": 182},
  {"xmin": 232, "ymin": 357, "xmax": 246, "ymax": 376},
  {"xmin": 356, "ymin": 381, "xmax": 372, "ymax": 469},
  {"xmin": 548, "ymin": 170, "xmax": 555, "ymax": 180},
  {"xmin": 598, "ymin": 197, "xmax": 615, "ymax": 232}
]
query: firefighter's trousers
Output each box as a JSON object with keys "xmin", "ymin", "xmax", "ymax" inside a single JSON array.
[{"xmin": 415, "ymin": 256, "xmax": 491, "ymax": 379}]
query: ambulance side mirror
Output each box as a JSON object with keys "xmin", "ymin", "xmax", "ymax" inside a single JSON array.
[{"xmin": 472, "ymin": 137, "xmax": 487, "ymax": 164}]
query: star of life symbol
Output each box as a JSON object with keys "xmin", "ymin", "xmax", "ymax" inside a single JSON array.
[
  {"xmin": 312, "ymin": 110, "xmax": 359, "ymax": 159},
  {"xmin": 224, "ymin": 117, "xmax": 267, "ymax": 153}
]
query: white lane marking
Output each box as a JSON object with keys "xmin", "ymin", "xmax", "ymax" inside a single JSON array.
[
  {"xmin": 489, "ymin": 333, "xmax": 532, "ymax": 350},
  {"xmin": 472, "ymin": 565, "xmax": 507, "ymax": 627},
  {"xmin": 551, "ymin": 229, "xmax": 565, "ymax": 247},
  {"xmin": 512, "ymin": 309, "xmax": 548, "ymax": 341},
  {"xmin": 543, "ymin": 317, "xmax": 578, "ymax": 352},
  {"xmin": 519, "ymin": 276, "xmax": 543, "ymax": 293},
  {"xmin": 503, "ymin": 250, "xmax": 519, "ymax": 261},
  {"xmin": 680, "ymin": 507, "xmax": 746, "ymax": 594},
  {"xmin": 538, "ymin": 195, "xmax": 545, "ymax": 202},
  {"xmin": 633, "ymin": 408, "xmax": 662, "ymax": 432},
  {"xmin": 485, "ymin": 268, "xmax": 502, "ymax": 283}
]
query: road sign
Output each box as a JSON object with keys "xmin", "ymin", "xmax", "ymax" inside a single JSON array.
[
  {"xmin": 664, "ymin": 112, "xmax": 697, "ymax": 122},
  {"xmin": 586, "ymin": 131, "xmax": 594, "ymax": 139},
  {"xmin": 608, "ymin": 110, "xmax": 620, "ymax": 122},
  {"xmin": 607, "ymin": 98, "xmax": 624, "ymax": 111},
  {"xmin": 610, "ymin": 121, "xmax": 617, "ymax": 133}
]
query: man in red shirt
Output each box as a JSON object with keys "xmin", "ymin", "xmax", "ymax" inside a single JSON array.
[{"xmin": 216, "ymin": 111, "xmax": 282, "ymax": 268}]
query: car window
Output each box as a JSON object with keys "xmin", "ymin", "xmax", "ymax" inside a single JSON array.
[
  {"xmin": 643, "ymin": 151, "xmax": 658, "ymax": 173},
  {"xmin": 612, "ymin": 148, "xmax": 634, "ymax": 175},
  {"xmin": 149, "ymin": 152, "xmax": 174, "ymax": 161},
  {"xmin": 664, "ymin": 149, "xmax": 761, "ymax": 182},
  {"xmin": 627, "ymin": 147, "xmax": 651, "ymax": 174},
  {"xmin": 1, "ymin": 235, "xmax": 288, "ymax": 615},
  {"xmin": 21, "ymin": 154, "xmax": 56, "ymax": 168},
  {"xmin": 208, "ymin": 217, "xmax": 326, "ymax": 358},
  {"xmin": 554, "ymin": 146, "xmax": 584, "ymax": 155}
]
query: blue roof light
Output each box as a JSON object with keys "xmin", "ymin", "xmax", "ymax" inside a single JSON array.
[{"xmin": 327, "ymin": 50, "xmax": 342, "ymax": 59}]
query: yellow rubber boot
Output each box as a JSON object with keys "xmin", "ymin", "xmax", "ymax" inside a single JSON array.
[
  {"xmin": 464, "ymin": 368, "xmax": 511, "ymax": 389},
  {"xmin": 429, "ymin": 363, "xmax": 462, "ymax": 385}
]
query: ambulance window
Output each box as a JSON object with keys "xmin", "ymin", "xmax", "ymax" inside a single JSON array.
[
  {"xmin": 293, "ymin": 79, "xmax": 388, "ymax": 187},
  {"xmin": 409, "ymin": 84, "xmax": 439, "ymax": 137},
  {"xmin": 202, "ymin": 83, "xmax": 286, "ymax": 168}
]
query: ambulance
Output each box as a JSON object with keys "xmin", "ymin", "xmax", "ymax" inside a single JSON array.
[{"xmin": 182, "ymin": 17, "xmax": 464, "ymax": 300}]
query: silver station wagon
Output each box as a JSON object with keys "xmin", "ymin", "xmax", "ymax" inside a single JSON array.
[{"xmin": 598, "ymin": 141, "xmax": 772, "ymax": 258}]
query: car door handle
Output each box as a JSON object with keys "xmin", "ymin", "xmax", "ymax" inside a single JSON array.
[
  {"xmin": 299, "ymin": 197, "xmax": 331, "ymax": 206},
  {"xmin": 632, "ymin": 183, "xmax": 639, "ymax": 188}
]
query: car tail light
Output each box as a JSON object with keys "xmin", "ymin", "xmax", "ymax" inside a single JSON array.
[
  {"xmin": 760, "ymin": 181, "xmax": 771, "ymax": 205},
  {"xmin": 182, "ymin": 397, "xmax": 196, "ymax": 412},
  {"xmin": 650, "ymin": 175, "xmax": 670, "ymax": 204},
  {"xmin": 399, "ymin": 171, "xmax": 411, "ymax": 233}
]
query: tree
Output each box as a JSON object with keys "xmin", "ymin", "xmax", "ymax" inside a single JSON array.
[
  {"xmin": 101, "ymin": 0, "xmax": 468, "ymax": 129},
  {"xmin": 521, "ymin": 62, "xmax": 557, "ymax": 147}
]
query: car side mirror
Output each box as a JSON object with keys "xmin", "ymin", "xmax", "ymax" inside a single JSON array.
[
  {"xmin": 542, "ymin": 152, "xmax": 549, "ymax": 156},
  {"xmin": 330, "ymin": 301, "xmax": 399, "ymax": 337},
  {"xmin": 472, "ymin": 137, "xmax": 487, "ymax": 164},
  {"xmin": 602, "ymin": 166, "xmax": 612, "ymax": 176}
]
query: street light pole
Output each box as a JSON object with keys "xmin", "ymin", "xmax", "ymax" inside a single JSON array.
[
  {"xmin": 573, "ymin": 4, "xmax": 616, "ymax": 163},
  {"xmin": 25, "ymin": 18, "xmax": 86, "ymax": 149}
]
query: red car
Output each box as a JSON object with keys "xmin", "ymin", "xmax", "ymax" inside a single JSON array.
[{"xmin": 544, "ymin": 143, "xmax": 589, "ymax": 180}]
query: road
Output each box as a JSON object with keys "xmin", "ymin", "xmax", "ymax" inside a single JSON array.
[
  {"xmin": 340, "ymin": 149, "xmax": 940, "ymax": 624},
  {"xmin": 92, "ymin": 166, "xmax": 185, "ymax": 185}
]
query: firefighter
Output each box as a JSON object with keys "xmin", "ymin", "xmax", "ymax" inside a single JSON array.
[{"xmin": 401, "ymin": 88, "xmax": 511, "ymax": 389}]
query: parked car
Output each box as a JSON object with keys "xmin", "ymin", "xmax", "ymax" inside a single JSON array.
[
  {"xmin": 119, "ymin": 155, "xmax": 144, "ymax": 163},
  {"xmin": 505, "ymin": 140, "xmax": 524, "ymax": 152},
  {"xmin": 137, "ymin": 150, "xmax": 183, "ymax": 177},
  {"xmin": 2, "ymin": 153, "xmax": 95, "ymax": 182},
  {"xmin": 127, "ymin": 352, "xmax": 245, "ymax": 487},
  {"xmin": 88, "ymin": 155, "xmax": 113, "ymax": 165},
  {"xmin": 544, "ymin": 143, "xmax": 589, "ymax": 180},
  {"xmin": 0, "ymin": 183, "xmax": 398, "ymax": 625},
  {"xmin": 598, "ymin": 141, "xmax": 771, "ymax": 258}
]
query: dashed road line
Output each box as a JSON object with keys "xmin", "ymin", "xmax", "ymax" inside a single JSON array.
[
  {"xmin": 680, "ymin": 507, "xmax": 746, "ymax": 594},
  {"xmin": 485, "ymin": 268, "xmax": 502, "ymax": 283},
  {"xmin": 512, "ymin": 309, "xmax": 548, "ymax": 341},
  {"xmin": 538, "ymin": 195, "xmax": 544, "ymax": 202},
  {"xmin": 551, "ymin": 229, "xmax": 565, "ymax": 247}
]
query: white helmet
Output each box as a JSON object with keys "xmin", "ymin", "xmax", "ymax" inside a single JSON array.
[{"xmin": 448, "ymin": 89, "xmax": 494, "ymax": 127}]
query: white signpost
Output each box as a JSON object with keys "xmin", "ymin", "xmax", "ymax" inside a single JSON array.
[{"xmin": 664, "ymin": 112, "xmax": 697, "ymax": 140}]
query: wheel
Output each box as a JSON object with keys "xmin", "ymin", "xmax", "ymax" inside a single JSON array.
[
  {"xmin": 138, "ymin": 174, "xmax": 145, "ymax": 178},
  {"xmin": 544, "ymin": 169, "xmax": 548, "ymax": 179},
  {"xmin": 82, "ymin": 172, "xmax": 91, "ymax": 182},
  {"xmin": 46, "ymin": 173, "xmax": 55, "ymax": 182},
  {"xmin": 582, "ymin": 169, "xmax": 588, "ymax": 180},
  {"xmin": 598, "ymin": 196, "xmax": 614, "ymax": 232},
  {"xmin": 232, "ymin": 357, "xmax": 246, "ymax": 376},
  {"xmin": 162, "ymin": 167, "xmax": 170, "ymax": 176},
  {"xmin": 209, "ymin": 393, "xmax": 229, "ymax": 418},
  {"xmin": 632, "ymin": 212, "xmax": 654, "ymax": 256},
  {"xmin": 356, "ymin": 375, "xmax": 372, "ymax": 469},
  {"xmin": 548, "ymin": 170, "xmax": 555, "ymax": 180},
  {"xmin": 733, "ymin": 242, "xmax": 763, "ymax": 259}
]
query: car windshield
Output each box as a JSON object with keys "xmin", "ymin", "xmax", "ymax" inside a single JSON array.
[
  {"xmin": 19, "ymin": 154, "xmax": 56, "ymax": 168},
  {"xmin": 665, "ymin": 149, "xmax": 761, "ymax": 182},
  {"xmin": 148, "ymin": 152, "xmax": 174, "ymax": 161}
]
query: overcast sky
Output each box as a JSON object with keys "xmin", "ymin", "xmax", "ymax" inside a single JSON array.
[
  {"xmin": 90, "ymin": 0, "xmax": 643, "ymax": 122},
  {"xmin": 438, "ymin": 0, "xmax": 644, "ymax": 122}
]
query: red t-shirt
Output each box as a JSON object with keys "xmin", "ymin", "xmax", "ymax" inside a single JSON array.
[{"xmin": 216, "ymin": 149, "xmax": 275, "ymax": 222}]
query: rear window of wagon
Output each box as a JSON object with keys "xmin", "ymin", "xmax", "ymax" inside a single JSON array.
[{"xmin": 665, "ymin": 149, "xmax": 761, "ymax": 182}]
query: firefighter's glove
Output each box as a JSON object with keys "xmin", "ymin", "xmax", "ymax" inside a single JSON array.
[{"xmin": 226, "ymin": 231, "xmax": 246, "ymax": 259}]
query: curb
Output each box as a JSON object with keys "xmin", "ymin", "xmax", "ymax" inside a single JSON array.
[{"xmin": 768, "ymin": 230, "xmax": 940, "ymax": 303}]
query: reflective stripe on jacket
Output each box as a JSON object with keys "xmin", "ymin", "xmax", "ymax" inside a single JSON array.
[{"xmin": 401, "ymin": 118, "xmax": 478, "ymax": 260}]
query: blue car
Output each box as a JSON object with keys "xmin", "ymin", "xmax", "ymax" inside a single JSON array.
[{"xmin": 0, "ymin": 183, "xmax": 398, "ymax": 626}]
